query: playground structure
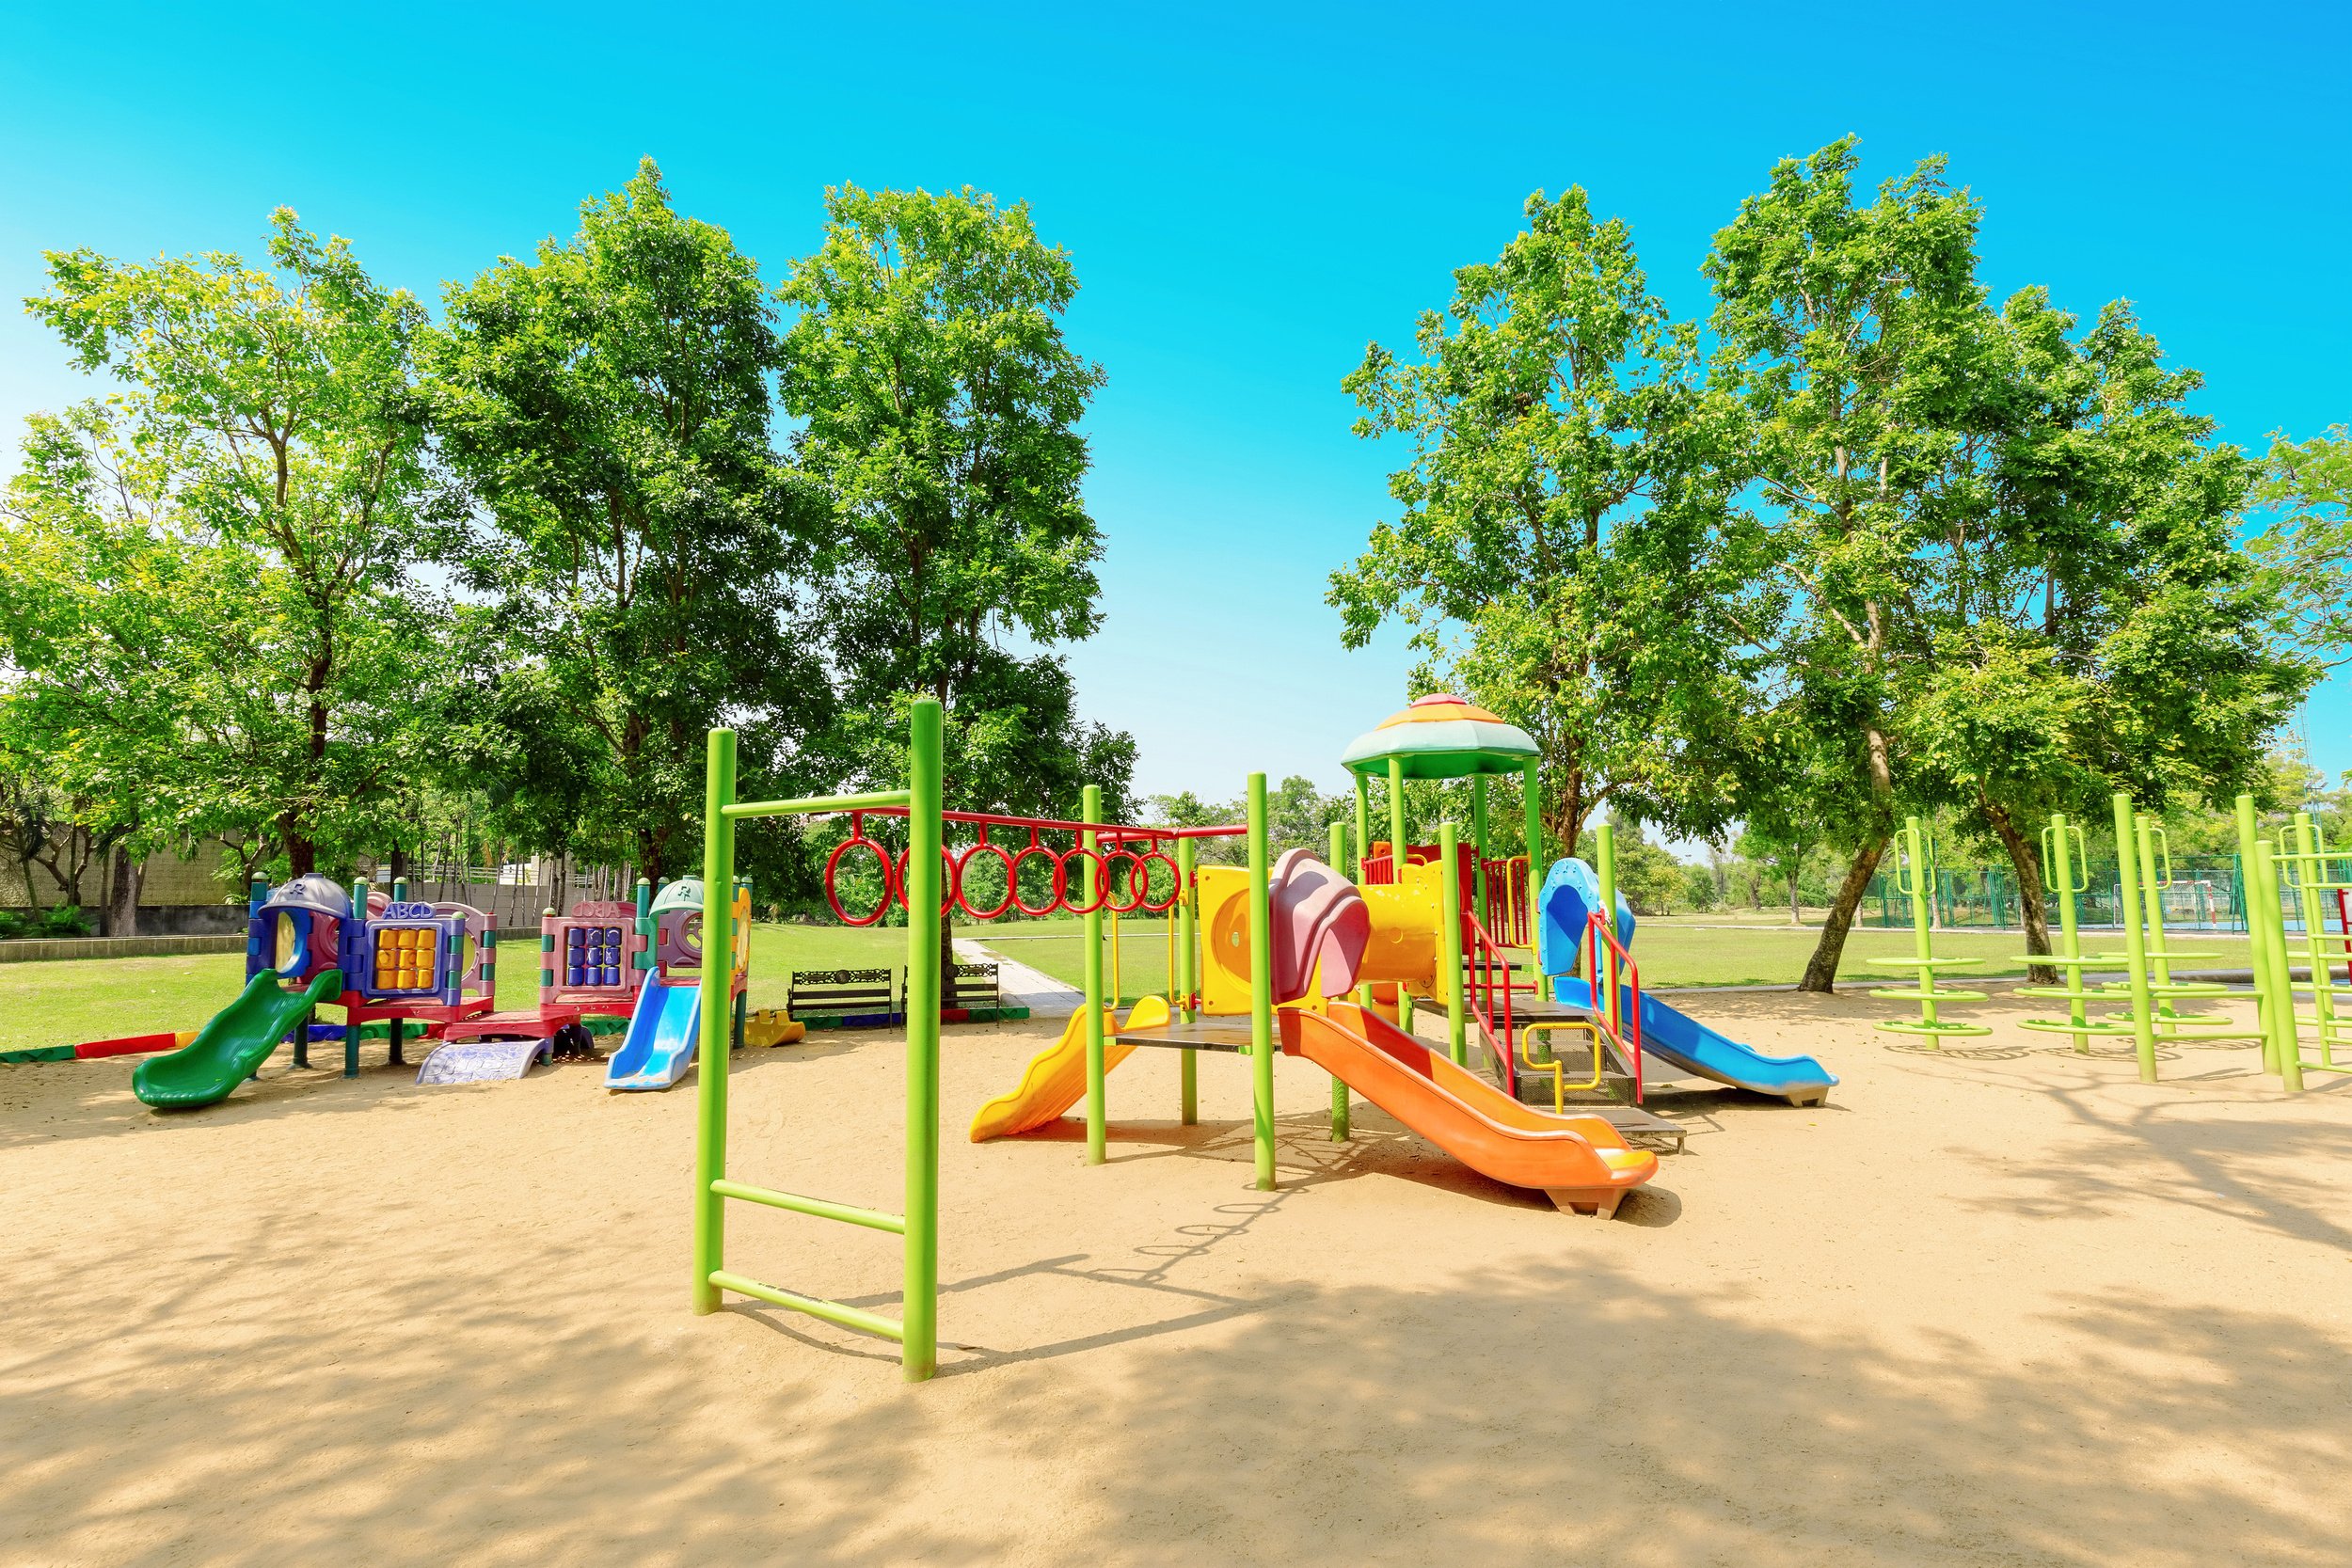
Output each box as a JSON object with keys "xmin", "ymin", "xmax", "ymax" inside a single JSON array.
[
  {"xmin": 682, "ymin": 693, "xmax": 1867, "ymax": 1380},
  {"xmin": 602, "ymin": 877, "xmax": 750, "ymax": 1091},
  {"xmin": 135, "ymin": 872, "xmax": 499, "ymax": 1108}
]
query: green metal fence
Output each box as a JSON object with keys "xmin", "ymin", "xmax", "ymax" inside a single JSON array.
[{"xmin": 1863, "ymin": 857, "xmax": 2254, "ymax": 932}]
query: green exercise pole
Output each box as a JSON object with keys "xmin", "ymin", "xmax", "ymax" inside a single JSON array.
[
  {"xmin": 2133, "ymin": 815, "xmax": 2180, "ymax": 1035},
  {"xmin": 691, "ymin": 727, "xmax": 738, "ymax": 1316},
  {"xmin": 1177, "ymin": 835, "xmax": 1198, "ymax": 1126},
  {"xmin": 1439, "ymin": 822, "xmax": 1466, "ymax": 1066},
  {"xmin": 2234, "ymin": 795, "xmax": 2284, "ymax": 1076},
  {"xmin": 1247, "ymin": 773, "xmax": 1276, "ymax": 1191},
  {"xmin": 2109, "ymin": 792, "xmax": 2160, "ymax": 1084},
  {"xmin": 1082, "ymin": 782, "xmax": 1106, "ymax": 1166},
  {"xmin": 901, "ymin": 698, "xmax": 942, "ymax": 1381},
  {"xmin": 1327, "ymin": 819, "xmax": 1350, "ymax": 1139},
  {"xmin": 2253, "ymin": 839, "xmax": 2302, "ymax": 1091}
]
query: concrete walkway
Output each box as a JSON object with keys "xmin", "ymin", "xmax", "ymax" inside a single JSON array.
[{"xmin": 953, "ymin": 938, "xmax": 1082, "ymax": 1019}]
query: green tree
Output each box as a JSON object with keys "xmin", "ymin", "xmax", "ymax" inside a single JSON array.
[
  {"xmin": 429, "ymin": 160, "xmax": 826, "ymax": 877},
  {"xmin": 17, "ymin": 214, "xmax": 446, "ymax": 884},
  {"xmin": 1704, "ymin": 138, "xmax": 2009, "ymax": 989},
  {"xmin": 1331, "ymin": 187, "xmax": 1757, "ymax": 856},
  {"xmin": 780, "ymin": 183, "xmax": 1130, "ymax": 823},
  {"xmin": 2251, "ymin": 425, "xmax": 2352, "ymax": 662}
]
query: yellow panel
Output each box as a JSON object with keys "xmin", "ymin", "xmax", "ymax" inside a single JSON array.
[
  {"xmin": 1357, "ymin": 863, "xmax": 1442, "ymax": 988},
  {"xmin": 1197, "ymin": 866, "xmax": 1252, "ymax": 1017},
  {"xmin": 276, "ymin": 913, "xmax": 299, "ymax": 972}
]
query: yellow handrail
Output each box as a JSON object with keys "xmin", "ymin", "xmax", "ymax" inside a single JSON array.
[{"xmin": 1518, "ymin": 1019, "xmax": 1604, "ymax": 1114}]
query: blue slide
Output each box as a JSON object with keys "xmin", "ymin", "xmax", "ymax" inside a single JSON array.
[
  {"xmin": 604, "ymin": 979, "xmax": 701, "ymax": 1091},
  {"xmin": 1534, "ymin": 859, "xmax": 1837, "ymax": 1105}
]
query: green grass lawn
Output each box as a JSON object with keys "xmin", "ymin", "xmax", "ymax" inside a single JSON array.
[
  {"xmin": 966, "ymin": 918, "xmax": 2256, "ymax": 993},
  {"xmin": 0, "ymin": 922, "xmax": 910, "ymax": 1054},
  {"xmin": 0, "ymin": 914, "xmax": 2259, "ymax": 1054}
]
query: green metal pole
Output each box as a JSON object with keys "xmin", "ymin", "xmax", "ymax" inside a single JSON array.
[
  {"xmin": 1522, "ymin": 760, "xmax": 1544, "ymax": 888},
  {"xmin": 1901, "ymin": 819, "xmax": 1940, "ymax": 1038},
  {"xmin": 2109, "ymin": 792, "xmax": 2159, "ymax": 1084},
  {"xmin": 2294, "ymin": 813, "xmax": 2332, "ymax": 1088},
  {"xmin": 1353, "ymin": 773, "xmax": 1371, "ymax": 879},
  {"xmin": 1248, "ymin": 773, "xmax": 1276, "ymax": 1191},
  {"xmin": 1177, "ymin": 836, "xmax": 1198, "ymax": 1127},
  {"xmin": 1470, "ymin": 773, "xmax": 1488, "ymax": 936},
  {"xmin": 1386, "ymin": 756, "xmax": 1407, "ymax": 869},
  {"xmin": 691, "ymin": 728, "xmax": 738, "ymax": 1315},
  {"xmin": 1082, "ymin": 783, "xmax": 1107, "ymax": 1166},
  {"xmin": 902, "ymin": 698, "xmax": 943, "ymax": 1381},
  {"xmin": 1439, "ymin": 822, "xmax": 1466, "ymax": 1066},
  {"xmin": 2254, "ymin": 839, "xmax": 2301, "ymax": 1090},
  {"xmin": 1327, "ymin": 820, "xmax": 1350, "ymax": 1139},
  {"xmin": 2234, "ymin": 794, "xmax": 2282, "ymax": 1076},
  {"xmin": 2048, "ymin": 814, "xmax": 2090, "ymax": 1053}
]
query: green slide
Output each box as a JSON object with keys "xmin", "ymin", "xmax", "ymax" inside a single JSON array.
[{"xmin": 134, "ymin": 969, "xmax": 345, "ymax": 1110}]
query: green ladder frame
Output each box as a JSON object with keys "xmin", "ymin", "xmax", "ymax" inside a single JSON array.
[
  {"xmin": 2093, "ymin": 809, "xmax": 2250, "ymax": 1047},
  {"xmin": 1869, "ymin": 816, "xmax": 1992, "ymax": 1041},
  {"xmin": 691, "ymin": 700, "xmax": 946, "ymax": 1382},
  {"xmin": 2271, "ymin": 811, "xmax": 2352, "ymax": 1085}
]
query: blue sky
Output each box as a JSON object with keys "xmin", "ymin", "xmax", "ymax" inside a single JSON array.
[{"xmin": 2, "ymin": 0, "xmax": 2344, "ymax": 805}]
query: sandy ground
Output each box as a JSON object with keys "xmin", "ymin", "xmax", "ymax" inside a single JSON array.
[{"xmin": 6, "ymin": 990, "xmax": 2352, "ymax": 1568}]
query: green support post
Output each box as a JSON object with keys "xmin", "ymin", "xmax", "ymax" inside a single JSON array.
[
  {"xmin": 1522, "ymin": 760, "xmax": 1544, "ymax": 888},
  {"xmin": 387, "ymin": 873, "xmax": 408, "ymax": 1068},
  {"xmin": 2109, "ymin": 793, "xmax": 2160, "ymax": 1084},
  {"xmin": 1470, "ymin": 773, "xmax": 1488, "ymax": 934},
  {"xmin": 2013, "ymin": 814, "xmax": 2134, "ymax": 1053},
  {"xmin": 539, "ymin": 906, "xmax": 557, "ymax": 992},
  {"xmin": 1248, "ymin": 773, "xmax": 1276, "ymax": 1191},
  {"xmin": 1327, "ymin": 820, "xmax": 1351, "ymax": 1138},
  {"xmin": 1387, "ymin": 755, "xmax": 1407, "ymax": 872},
  {"xmin": 691, "ymin": 728, "xmax": 739, "ymax": 1316},
  {"xmin": 1352, "ymin": 771, "xmax": 1376, "ymax": 1024},
  {"xmin": 1177, "ymin": 836, "xmax": 1198, "ymax": 1127},
  {"xmin": 2234, "ymin": 795, "xmax": 2284, "ymax": 1076},
  {"xmin": 1438, "ymin": 822, "xmax": 1466, "ymax": 1066},
  {"xmin": 1082, "ymin": 783, "xmax": 1107, "ymax": 1165},
  {"xmin": 902, "ymin": 699, "xmax": 943, "ymax": 1381}
]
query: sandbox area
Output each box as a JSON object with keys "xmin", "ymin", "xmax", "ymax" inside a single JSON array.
[{"xmin": 7, "ymin": 990, "xmax": 2352, "ymax": 1567}]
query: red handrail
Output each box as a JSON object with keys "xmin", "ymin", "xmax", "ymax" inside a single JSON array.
[
  {"xmin": 1580, "ymin": 910, "xmax": 1645, "ymax": 1103},
  {"xmin": 1464, "ymin": 916, "xmax": 1530, "ymax": 1093}
]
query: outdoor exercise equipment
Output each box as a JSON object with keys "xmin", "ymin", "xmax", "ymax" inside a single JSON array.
[
  {"xmin": 2013, "ymin": 812, "xmax": 2137, "ymax": 1052},
  {"xmin": 2092, "ymin": 810, "xmax": 2256, "ymax": 1052},
  {"xmin": 1867, "ymin": 816, "xmax": 1993, "ymax": 1044},
  {"xmin": 2261, "ymin": 808, "xmax": 2352, "ymax": 1087}
]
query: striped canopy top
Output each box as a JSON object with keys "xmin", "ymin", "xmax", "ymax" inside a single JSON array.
[{"xmin": 1340, "ymin": 693, "xmax": 1539, "ymax": 780}]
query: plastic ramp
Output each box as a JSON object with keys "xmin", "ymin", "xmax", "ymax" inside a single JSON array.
[
  {"xmin": 133, "ymin": 969, "xmax": 346, "ymax": 1110},
  {"xmin": 604, "ymin": 979, "xmax": 701, "ymax": 1091},
  {"xmin": 417, "ymin": 1037, "xmax": 553, "ymax": 1085},
  {"xmin": 970, "ymin": 996, "xmax": 1169, "ymax": 1141},
  {"xmin": 1282, "ymin": 1002, "xmax": 1657, "ymax": 1215}
]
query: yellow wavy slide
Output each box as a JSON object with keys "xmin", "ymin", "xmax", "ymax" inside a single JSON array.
[{"xmin": 969, "ymin": 996, "xmax": 1172, "ymax": 1140}]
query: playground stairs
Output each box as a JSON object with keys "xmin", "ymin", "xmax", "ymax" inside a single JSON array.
[{"xmin": 1415, "ymin": 996, "xmax": 1684, "ymax": 1153}]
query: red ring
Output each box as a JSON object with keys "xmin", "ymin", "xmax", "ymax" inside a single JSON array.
[
  {"xmin": 1136, "ymin": 849, "xmax": 1183, "ymax": 913},
  {"xmin": 1103, "ymin": 848, "xmax": 1147, "ymax": 914},
  {"xmin": 894, "ymin": 846, "xmax": 959, "ymax": 916},
  {"xmin": 1058, "ymin": 846, "xmax": 1110, "ymax": 914},
  {"xmin": 955, "ymin": 841, "xmax": 1017, "ymax": 920},
  {"xmin": 825, "ymin": 838, "xmax": 897, "ymax": 927},
  {"xmin": 1010, "ymin": 844, "xmax": 1066, "ymax": 916}
]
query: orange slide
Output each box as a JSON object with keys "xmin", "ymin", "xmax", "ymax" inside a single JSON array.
[{"xmin": 1282, "ymin": 1001, "xmax": 1657, "ymax": 1216}]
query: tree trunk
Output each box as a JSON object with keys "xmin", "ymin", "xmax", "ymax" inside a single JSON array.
[
  {"xmin": 1799, "ymin": 839, "xmax": 1889, "ymax": 993},
  {"xmin": 1982, "ymin": 798, "xmax": 2057, "ymax": 985},
  {"xmin": 389, "ymin": 844, "xmax": 410, "ymax": 886},
  {"xmin": 103, "ymin": 844, "xmax": 141, "ymax": 938},
  {"xmin": 1787, "ymin": 866, "xmax": 1802, "ymax": 926}
]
